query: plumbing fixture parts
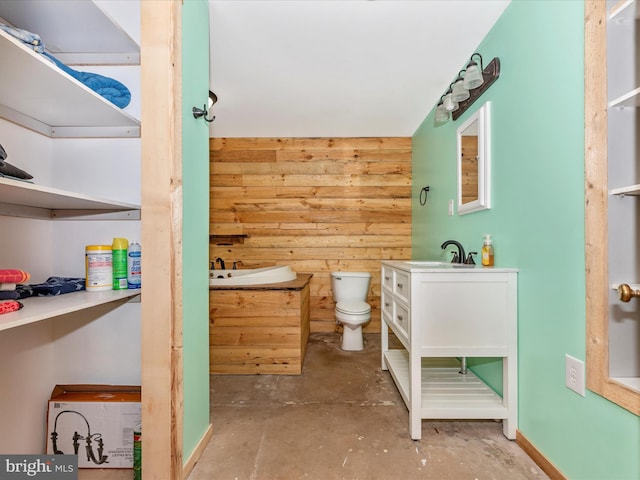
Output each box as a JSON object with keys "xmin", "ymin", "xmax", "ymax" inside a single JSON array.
[
  {"xmin": 465, "ymin": 252, "xmax": 477, "ymax": 265},
  {"xmin": 216, "ymin": 257, "xmax": 226, "ymax": 270},
  {"xmin": 617, "ymin": 283, "xmax": 640, "ymax": 302},
  {"xmin": 459, "ymin": 356, "xmax": 468, "ymax": 374},
  {"xmin": 441, "ymin": 240, "xmax": 466, "ymax": 265},
  {"xmin": 50, "ymin": 410, "xmax": 109, "ymax": 465}
]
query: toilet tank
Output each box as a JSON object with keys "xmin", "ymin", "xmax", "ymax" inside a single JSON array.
[{"xmin": 330, "ymin": 271, "xmax": 371, "ymax": 303}]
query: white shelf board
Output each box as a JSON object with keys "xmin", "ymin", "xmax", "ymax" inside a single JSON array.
[
  {"xmin": 384, "ymin": 350, "xmax": 508, "ymax": 419},
  {"xmin": 0, "ymin": 0, "xmax": 139, "ymax": 64},
  {"xmin": 612, "ymin": 376, "xmax": 640, "ymax": 391},
  {"xmin": 609, "ymin": 184, "xmax": 640, "ymax": 196},
  {"xmin": 0, "ymin": 177, "xmax": 139, "ymax": 219},
  {"xmin": 609, "ymin": 87, "xmax": 640, "ymax": 109},
  {"xmin": 0, "ymin": 29, "xmax": 140, "ymax": 138},
  {"xmin": 609, "ymin": 0, "xmax": 639, "ymax": 22},
  {"xmin": 0, "ymin": 290, "xmax": 140, "ymax": 332}
]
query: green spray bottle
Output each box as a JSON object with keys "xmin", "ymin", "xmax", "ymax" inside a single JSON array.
[{"xmin": 112, "ymin": 237, "xmax": 128, "ymax": 290}]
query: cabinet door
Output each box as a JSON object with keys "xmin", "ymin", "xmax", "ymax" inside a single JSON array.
[{"xmin": 415, "ymin": 275, "xmax": 509, "ymax": 356}]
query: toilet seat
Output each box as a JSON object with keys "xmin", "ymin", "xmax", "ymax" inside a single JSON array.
[{"xmin": 336, "ymin": 301, "xmax": 371, "ymax": 315}]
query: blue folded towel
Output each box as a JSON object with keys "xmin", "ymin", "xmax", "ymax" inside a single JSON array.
[
  {"xmin": 0, "ymin": 23, "xmax": 43, "ymax": 53},
  {"xmin": 43, "ymin": 52, "xmax": 131, "ymax": 109},
  {"xmin": 1, "ymin": 23, "xmax": 131, "ymax": 109}
]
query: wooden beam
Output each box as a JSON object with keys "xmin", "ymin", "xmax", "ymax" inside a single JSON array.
[{"xmin": 141, "ymin": 1, "xmax": 184, "ymax": 478}]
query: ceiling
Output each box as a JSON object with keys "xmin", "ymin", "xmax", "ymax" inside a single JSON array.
[{"xmin": 208, "ymin": 0, "xmax": 510, "ymax": 138}]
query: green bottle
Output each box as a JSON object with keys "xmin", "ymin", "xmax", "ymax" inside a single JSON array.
[
  {"xmin": 133, "ymin": 425, "xmax": 142, "ymax": 480},
  {"xmin": 112, "ymin": 237, "xmax": 128, "ymax": 290}
]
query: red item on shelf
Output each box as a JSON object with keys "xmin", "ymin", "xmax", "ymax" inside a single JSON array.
[
  {"xmin": 0, "ymin": 269, "xmax": 30, "ymax": 283},
  {"xmin": 0, "ymin": 300, "xmax": 23, "ymax": 315}
]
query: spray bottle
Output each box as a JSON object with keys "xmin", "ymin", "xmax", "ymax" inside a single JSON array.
[
  {"xmin": 127, "ymin": 241, "xmax": 142, "ymax": 289},
  {"xmin": 112, "ymin": 237, "xmax": 128, "ymax": 290}
]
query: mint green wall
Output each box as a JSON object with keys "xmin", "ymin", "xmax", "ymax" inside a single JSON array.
[
  {"xmin": 182, "ymin": 0, "xmax": 211, "ymax": 460},
  {"xmin": 412, "ymin": 1, "xmax": 639, "ymax": 479}
]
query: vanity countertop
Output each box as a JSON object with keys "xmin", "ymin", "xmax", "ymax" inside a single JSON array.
[{"xmin": 382, "ymin": 260, "xmax": 518, "ymax": 273}]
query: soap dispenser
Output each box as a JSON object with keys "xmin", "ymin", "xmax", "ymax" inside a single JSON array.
[{"xmin": 481, "ymin": 234, "xmax": 494, "ymax": 267}]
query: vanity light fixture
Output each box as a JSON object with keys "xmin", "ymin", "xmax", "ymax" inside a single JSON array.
[
  {"xmin": 451, "ymin": 70, "xmax": 470, "ymax": 103},
  {"xmin": 443, "ymin": 85, "xmax": 459, "ymax": 112},
  {"xmin": 434, "ymin": 53, "xmax": 500, "ymax": 124},
  {"xmin": 434, "ymin": 96, "xmax": 450, "ymax": 124},
  {"xmin": 462, "ymin": 53, "xmax": 484, "ymax": 90},
  {"xmin": 192, "ymin": 90, "xmax": 217, "ymax": 123}
]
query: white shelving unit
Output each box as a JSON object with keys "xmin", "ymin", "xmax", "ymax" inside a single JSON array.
[
  {"xmin": 380, "ymin": 261, "xmax": 518, "ymax": 440},
  {"xmin": 605, "ymin": 0, "xmax": 640, "ymax": 394},
  {"xmin": 384, "ymin": 351, "xmax": 507, "ymax": 420},
  {"xmin": 0, "ymin": 0, "xmax": 141, "ymax": 328},
  {"xmin": 0, "ymin": 0, "xmax": 142, "ymax": 455},
  {"xmin": 0, "ymin": 2, "xmax": 140, "ymax": 138}
]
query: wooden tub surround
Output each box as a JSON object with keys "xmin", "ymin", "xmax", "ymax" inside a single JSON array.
[{"xmin": 210, "ymin": 274, "xmax": 312, "ymax": 374}]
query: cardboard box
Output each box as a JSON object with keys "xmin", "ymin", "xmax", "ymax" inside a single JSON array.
[{"xmin": 46, "ymin": 385, "xmax": 141, "ymax": 469}]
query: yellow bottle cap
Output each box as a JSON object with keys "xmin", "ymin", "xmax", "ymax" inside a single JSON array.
[{"xmin": 112, "ymin": 238, "xmax": 129, "ymax": 250}]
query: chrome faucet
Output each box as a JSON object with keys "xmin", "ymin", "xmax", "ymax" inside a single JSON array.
[{"xmin": 440, "ymin": 240, "xmax": 466, "ymax": 264}]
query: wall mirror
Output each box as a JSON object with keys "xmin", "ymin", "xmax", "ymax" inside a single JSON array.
[{"xmin": 457, "ymin": 101, "xmax": 491, "ymax": 215}]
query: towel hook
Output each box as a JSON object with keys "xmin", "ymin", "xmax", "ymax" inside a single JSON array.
[
  {"xmin": 193, "ymin": 90, "xmax": 217, "ymax": 123},
  {"xmin": 419, "ymin": 186, "xmax": 430, "ymax": 206}
]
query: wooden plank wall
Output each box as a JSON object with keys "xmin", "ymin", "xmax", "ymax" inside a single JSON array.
[{"xmin": 209, "ymin": 137, "xmax": 412, "ymax": 333}]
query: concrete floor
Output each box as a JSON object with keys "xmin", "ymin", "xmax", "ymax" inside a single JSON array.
[{"xmin": 189, "ymin": 333, "xmax": 549, "ymax": 480}]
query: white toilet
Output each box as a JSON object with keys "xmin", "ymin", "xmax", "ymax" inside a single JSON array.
[{"xmin": 330, "ymin": 271, "xmax": 372, "ymax": 351}]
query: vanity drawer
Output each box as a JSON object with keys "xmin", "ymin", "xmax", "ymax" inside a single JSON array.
[
  {"xmin": 394, "ymin": 270, "xmax": 410, "ymax": 302},
  {"xmin": 393, "ymin": 301, "xmax": 409, "ymax": 338},
  {"xmin": 381, "ymin": 265, "xmax": 394, "ymax": 290},
  {"xmin": 381, "ymin": 290, "xmax": 393, "ymax": 317}
]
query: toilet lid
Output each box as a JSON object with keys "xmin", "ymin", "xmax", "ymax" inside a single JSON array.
[{"xmin": 336, "ymin": 301, "xmax": 371, "ymax": 315}]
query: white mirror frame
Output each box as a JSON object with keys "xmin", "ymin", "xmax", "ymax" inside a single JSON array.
[{"xmin": 457, "ymin": 101, "xmax": 491, "ymax": 215}]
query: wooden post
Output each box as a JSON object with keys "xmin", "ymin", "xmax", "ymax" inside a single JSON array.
[{"xmin": 141, "ymin": 1, "xmax": 184, "ymax": 478}]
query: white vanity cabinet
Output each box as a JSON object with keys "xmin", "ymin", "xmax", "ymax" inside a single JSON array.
[
  {"xmin": 380, "ymin": 261, "xmax": 518, "ymax": 440},
  {"xmin": 0, "ymin": 0, "xmax": 141, "ymax": 454}
]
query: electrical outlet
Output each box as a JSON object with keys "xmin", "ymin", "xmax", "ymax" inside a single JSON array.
[
  {"xmin": 448, "ymin": 199, "xmax": 454, "ymax": 216},
  {"xmin": 565, "ymin": 354, "xmax": 585, "ymax": 396}
]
